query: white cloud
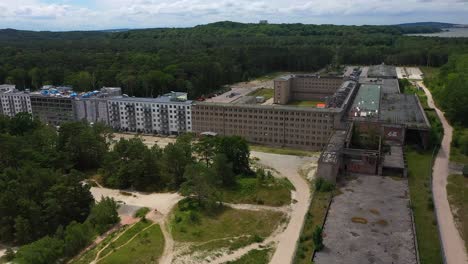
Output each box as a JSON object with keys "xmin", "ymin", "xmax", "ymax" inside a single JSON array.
[{"xmin": 0, "ymin": 0, "xmax": 466, "ymax": 30}]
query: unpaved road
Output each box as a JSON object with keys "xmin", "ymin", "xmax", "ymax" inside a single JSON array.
[
  {"xmin": 251, "ymin": 151, "xmax": 313, "ymax": 264},
  {"xmin": 419, "ymin": 81, "xmax": 468, "ymax": 264}
]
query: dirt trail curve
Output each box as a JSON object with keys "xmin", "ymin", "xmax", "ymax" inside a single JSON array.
[
  {"xmin": 250, "ymin": 151, "xmax": 312, "ymax": 264},
  {"xmin": 419, "ymin": 81, "xmax": 468, "ymax": 264}
]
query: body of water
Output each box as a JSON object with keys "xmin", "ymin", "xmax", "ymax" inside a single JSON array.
[{"xmin": 407, "ymin": 28, "xmax": 468, "ymax": 38}]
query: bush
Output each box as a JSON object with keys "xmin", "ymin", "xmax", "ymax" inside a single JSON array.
[
  {"xmin": 315, "ymin": 178, "xmax": 335, "ymax": 192},
  {"xmin": 312, "ymin": 226, "xmax": 324, "ymax": 251},
  {"xmin": 134, "ymin": 207, "xmax": 150, "ymax": 218}
]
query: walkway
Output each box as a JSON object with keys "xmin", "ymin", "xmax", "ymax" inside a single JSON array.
[{"xmin": 419, "ymin": 81, "xmax": 468, "ymax": 264}]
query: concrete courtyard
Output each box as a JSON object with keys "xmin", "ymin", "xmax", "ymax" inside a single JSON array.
[{"xmin": 314, "ymin": 175, "xmax": 417, "ymax": 264}]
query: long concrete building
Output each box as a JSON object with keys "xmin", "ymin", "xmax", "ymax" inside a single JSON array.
[{"xmin": 192, "ymin": 80, "xmax": 358, "ymax": 150}]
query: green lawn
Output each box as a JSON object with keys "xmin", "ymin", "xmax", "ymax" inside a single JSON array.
[
  {"xmin": 98, "ymin": 220, "xmax": 152, "ymax": 258},
  {"xmin": 98, "ymin": 224, "xmax": 165, "ymax": 264},
  {"xmin": 250, "ymin": 144, "xmax": 318, "ymax": 157},
  {"xmin": 220, "ymin": 177, "xmax": 292, "ymax": 206},
  {"xmin": 170, "ymin": 199, "xmax": 285, "ymax": 254},
  {"xmin": 288, "ymin": 100, "xmax": 324, "ymax": 107},
  {"xmin": 72, "ymin": 225, "xmax": 129, "ymax": 264},
  {"xmin": 227, "ymin": 248, "xmax": 273, "ymax": 264},
  {"xmin": 406, "ymin": 148, "xmax": 443, "ymax": 264},
  {"xmin": 294, "ymin": 188, "xmax": 333, "ymax": 264},
  {"xmin": 248, "ymin": 88, "xmax": 274, "ymax": 100},
  {"xmin": 447, "ymin": 174, "xmax": 468, "ymax": 250}
]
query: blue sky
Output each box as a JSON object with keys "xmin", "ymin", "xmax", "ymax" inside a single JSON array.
[{"xmin": 0, "ymin": 0, "xmax": 467, "ymax": 31}]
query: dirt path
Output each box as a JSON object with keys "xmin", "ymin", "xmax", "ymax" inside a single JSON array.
[
  {"xmin": 224, "ymin": 203, "xmax": 290, "ymax": 213},
  {"xmin": 419, "ymin": 81, "xmax": 468, "ymax": 264},
  {"xmin": 251, "ymin": 151, "xmax": 313, "ymax": 264}
]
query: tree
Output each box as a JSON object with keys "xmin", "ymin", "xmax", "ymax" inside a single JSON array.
[
  {"xmin": 66, "ymin": 71, "xmax": 94, "ymax": 92},
  {"xmin": 15, "ymin": 236, "xmax": 64, "ymax": 264},
  {"xmin": 194, "ymin": 136, "xmax": 217, "ymax": 166},
  {"xmin": 216, "ymin": 136, "xmax": 252, "ymax": 175},
  {"xmin": 212, "ymin": 153, "xmax": 235, "ymax": 187},
  {"xmin": 86, "ymin": 197, "xmax": 120, "ymax": 234},
  {"xmin": 163, "ymin": 136, "xmax": 194, "ymax": 189},
  {"xmin": 180, "ymin": 163, "xmax": 218, "ymax": 206},
  {"xmin": 63, "ymin": 221, "xmax": 94, "ymax": 257}
]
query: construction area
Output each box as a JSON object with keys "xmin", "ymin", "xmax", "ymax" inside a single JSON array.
[{"xmin": 314, "ymin": 175, "xmax": 418, "ymax": 264}]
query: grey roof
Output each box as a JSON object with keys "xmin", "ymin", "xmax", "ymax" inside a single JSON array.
[
  {"xmin": 359, "ymin": 78, "xmax": 400, "ymax": 94},
  {"xmin": 109, "ymin": 96, "xmax": 192, "ymax": 104},
  {"xmin": 379, "ymin": 94, "xmax": 430, "ymax": 129},
  {"xmin": 368, "ymin": 64, "xmax": 397, "ymax": 79},
  {"xmin": 194, "ymin": 101, "xmax": 343, "ymax": 113},
  {"xmin": 319, "ymin": 130, "xmax": 348, "ymax": 164}
]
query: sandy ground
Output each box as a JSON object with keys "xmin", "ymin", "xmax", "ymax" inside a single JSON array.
[
  {"xmin": 419, "ymin": 81, "xmax": 468, "ymax": 264},
  {"xmin": 113, "ymin": 133, "xmax": 176, "ymax": 148},
  {"xmin": 396, "ymin": 67, "xmax": 423, "ymax": 80},
  {"xmin": 314, "ymin": 175, "xmax": 417, "ymax": 264},
  {"xmin": 91, "ymin": 187, "xmax": 182, "ymax": 216},
  {"xmin": 251, "ymin": 151, "xmax": 313, "ymax": 264}
]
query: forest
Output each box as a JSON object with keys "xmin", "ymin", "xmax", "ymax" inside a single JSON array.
[
  {"xmin": 0, "ymin": 114, "xmax": 258, "ymax": 263},
  {"xmin": 1, "ymin": 21, "xmax": 468, "ymax": 99}
]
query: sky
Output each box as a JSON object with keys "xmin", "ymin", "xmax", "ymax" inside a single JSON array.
[{"xmin": 0, "ymin": 0, "xmax": 467, "ymax": 31}]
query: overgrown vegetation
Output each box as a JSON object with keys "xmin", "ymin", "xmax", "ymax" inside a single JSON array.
[
  {"xmin": 227, "ymin": 247, "xmax": 273, "ymax": 264},
  {"xmin": 247, "ymin": 88, "xmax": 274, "ymax": 100},
  {"xmin": 406, "ymin": 148, "xmax": 443, "ymax": 264},
  {"xmin": 446, "ymin": 174, "xmax": 468, "ymax": 250},
  {"xmin": 250, "ymin": 144, "xmax": 317, "ymax": 157},
  {"xmin": 294, "ymin": 178, "xmax": 334, "ymax": 264}
]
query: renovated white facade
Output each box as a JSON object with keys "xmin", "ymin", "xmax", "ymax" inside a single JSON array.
[
  {"xmin": 0, "ymin": 85, "xmax": 32, "ymax": 117},
  {"xmin": 108, "ymin": 93, "xmax": 192, "ymax": 134}
]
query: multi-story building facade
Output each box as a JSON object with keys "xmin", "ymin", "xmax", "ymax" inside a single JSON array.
[
  {"xmin": 30, "ymin": 95, "xmax": 75, "ymax": 126},
  {"xmin": 0, "ymin": 85, "xmax": 32, "ymax": 117},
  {"xmin": 192, "ymin": 81, "xmax": 358, "ymax": 150},
  {"xmin": 73, "ymin": 87, "xmax": 122, "ymax": 125},
  {"xmin": 274, "ymin": 74, "xmax": 344, "ymax": 104},
  {"xmin": 108, "ymin": 92, "xmax": 192, "ymax": 135}
]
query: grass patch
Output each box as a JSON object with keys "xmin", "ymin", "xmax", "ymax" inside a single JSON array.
[
  {"xmin": 98, "ymin": 220, "xmax": 152, "ymax": 258},
  {"xmin": 406, "ymin": 148, "xmax": 443, "ymax": 264},
  {"xmin": 227, "ymin": 247, "xmax": 273, "ymax": 264},
  {"xmin": 98, "ymin": 224, "xmax": 164, "ymax": 264},
  {"xmin": 170, "ymin": 199, "xmax": 284, "ymax": 253},
  {"xmin": 250, "ymin": 144, "xmax": 317, "ymax": 157},
  {"xmin": 220, "ymin": 177, "xmax": 292, "ymax": 206},
  {"xmin": 420, "ymin": 67, "xmax": 440, "ymax": 80},
  {"xmin": 450, "ymin": 126, "xmax": 468, "ymax": 164},
  {"xmin": 288, "ymin": 100, "xmax": 324, "ymax": 107},
  {"xmin": 294, "ymin": 186, "xmax": 333, "ymax": 264},
  {"xmin": 134, "ymin": 207, "xmax": 150, "ymax": 218},
  {"xmin": 447, "ymin": 174, "xmax": 468, "ymax": 250},
  {"xmin": 71, "ymin": 226, "xmax": 129, "ymax": 264},
  {"xmin": 247, "ymin": 88, "xmax": 274, "ymax": 100}
]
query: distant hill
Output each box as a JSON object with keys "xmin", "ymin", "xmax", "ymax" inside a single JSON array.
[{"xmin": 397, "ymin": 22, "xmax": 456, "ymax": 28}]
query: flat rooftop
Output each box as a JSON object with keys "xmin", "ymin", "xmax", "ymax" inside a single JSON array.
[
  {"xmin": 350, "ymin": 84, "xmax": 381, "ymax": 118},
  {"xmin": 368, "ymin": 64, "xmax": 397, "ymax": 79},
  {"xmin": 379, "ymin": 93, "xmax": 430, "ymax": 129},
  {"xmin": 319, "ymin": 130, "xmax": 347, "ymax": 164}
]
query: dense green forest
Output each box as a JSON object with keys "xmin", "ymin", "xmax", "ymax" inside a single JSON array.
[
  {"xmin": 0, "ymin": 113, "xmax": 260, "ymax": 262},
  {"xmin": 1, "ymin": 21, "xmax": 467, "ymax": 98},
  {"xmin": 0, "ymin": 115, "xmax": 120, "ymax": 263}
]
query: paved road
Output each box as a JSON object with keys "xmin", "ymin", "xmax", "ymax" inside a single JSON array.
[{"xmin": 419, "ymin": 81, "xmax": 468, "ymax": 264}]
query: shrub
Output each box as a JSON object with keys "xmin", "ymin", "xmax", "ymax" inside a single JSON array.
[
  {"xmin": 312, "ymin": 226, "xmax": 324, "ymax": 251},
  {"xmin": 315, "ymin": 177, "xmax": 335, "ymax": 192}
]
